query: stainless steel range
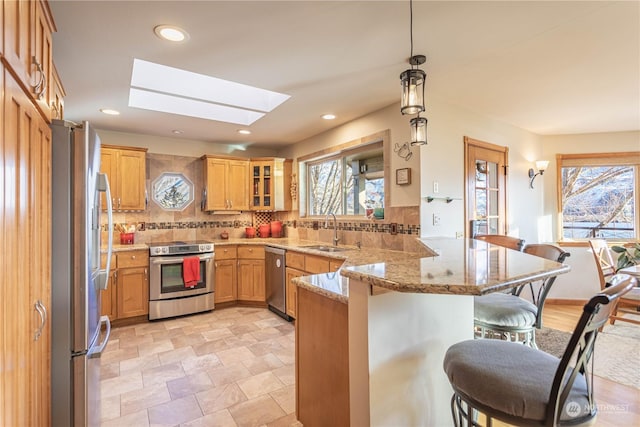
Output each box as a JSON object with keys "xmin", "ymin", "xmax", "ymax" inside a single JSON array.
[{"xmin": 149, "ymin": 240, "xmax": 215, "ymax": 320}]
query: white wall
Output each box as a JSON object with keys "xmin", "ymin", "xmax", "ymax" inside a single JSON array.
[
  {"xmin": 277, "ymin": 103, "xmax": 422, "ymax": 208},
  {"xmin": 419, "ymin": 98, "xmax": 543, "ymax": 241}
]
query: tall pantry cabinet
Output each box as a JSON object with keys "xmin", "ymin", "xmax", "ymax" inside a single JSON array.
[{"xmin": 1, "ymin": 1, "xmax": 57, "ymax": 425}]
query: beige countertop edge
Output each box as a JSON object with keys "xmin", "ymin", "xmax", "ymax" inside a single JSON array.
[
  {"xmin": 339, "ymin": 264, "xmax": 572, "ymax": 296},
  {"xmin": 293, "ymin": 276, "xmax": 349, "ymax": 304}
]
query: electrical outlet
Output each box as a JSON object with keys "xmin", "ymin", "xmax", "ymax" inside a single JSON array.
[
  {"xmin": 455, "ymin": 231, "xmax": 464, "ymax": 238},
  {"xmin": 433, "ymin": 181, "xmax": 439, "ymax": 194},
  {"xmin": 433, "ymin": 213, "xmax": 441, "ymax": 226}
]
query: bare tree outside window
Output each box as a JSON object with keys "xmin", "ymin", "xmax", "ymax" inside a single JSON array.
[{"xmin": 561, "ymin": 165, "xmax": 635, "ymax": 239}]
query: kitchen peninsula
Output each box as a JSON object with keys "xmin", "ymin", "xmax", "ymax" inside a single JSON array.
[{"xmin": 293, "ymin": 237, "xmax": 571, "ymax": 427}]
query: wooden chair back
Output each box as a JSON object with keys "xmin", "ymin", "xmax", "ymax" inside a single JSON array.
[
  {"xmin": 588, "ymin": 239, "xmax": 616, "ymax": 290},
  {"xmin": 474, "ymin": 234, "xmax": 525, "ymax": 251}
]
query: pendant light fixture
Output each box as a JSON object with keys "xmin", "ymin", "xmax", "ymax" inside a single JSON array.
[
  {"xmin": 400, "ymin": 0, "xmax": 426, "ymax": 115},
  {"xmin": 410, "ymin": 115, "xmax": 427, "ymax": 146}
]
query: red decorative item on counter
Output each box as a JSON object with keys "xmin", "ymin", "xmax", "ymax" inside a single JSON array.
[
  {"xmin": 120, "ymin": 232, "xmax": 134, "ymax": 244},
  {"xmin": 258, "ymin": 223, "xmax": 270, "ymax": 238},
  {"xmin": 245, "ymin": 227, "xmax": 256, "ymax": 238},
  {"xmin": 270, "ymin": 221, "xmax": 282, "ymax": 238}
]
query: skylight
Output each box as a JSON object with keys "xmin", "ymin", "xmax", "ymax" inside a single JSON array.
[{"xmin": 128, "ymin": 59, "xmax": 290, "ymax": 125}]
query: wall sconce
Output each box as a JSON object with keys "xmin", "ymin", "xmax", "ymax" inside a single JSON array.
[{"xmin": 528, "ymin": 160, "xmax": 549, "ymax": 188}]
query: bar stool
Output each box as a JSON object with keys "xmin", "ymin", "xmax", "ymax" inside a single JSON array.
[
  {"xmin": 444, "ymin": 274, "xmax": 636, "ymax": 427},
  {"xmin": 473, "ymin": 234, "xmax": 525, "ymax": 251},
  {"xmin": 474, "ymin": 244, "xmax": 570, "ymax": 347}
]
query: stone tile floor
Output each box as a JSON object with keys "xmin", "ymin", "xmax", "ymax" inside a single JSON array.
[{"xmin": 100, "ymin": 307, "xmax": 298, "ymax": 427}]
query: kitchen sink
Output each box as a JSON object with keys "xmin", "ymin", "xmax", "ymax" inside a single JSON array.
[{"xmin": 302, "ymin": 245, "xmax": 348, "ymax": 253}]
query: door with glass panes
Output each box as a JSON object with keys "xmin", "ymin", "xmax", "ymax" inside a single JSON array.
[{"xmin": 464, "ymin": 137, "xmax": 508, "ymax": 237}]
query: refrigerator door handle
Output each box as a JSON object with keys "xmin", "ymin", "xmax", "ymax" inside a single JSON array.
[
  {"xmin": 97, "ymin": 173, "xmax": 113, "ymax": 290},
  {"xmin": 88, "ymin": 316, "xmax": 111, "ymax": 359}
]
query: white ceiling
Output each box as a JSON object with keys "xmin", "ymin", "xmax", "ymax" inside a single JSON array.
[{"xmin": 50, "ymin": 1, "xmax": 640, "ymax": 150}]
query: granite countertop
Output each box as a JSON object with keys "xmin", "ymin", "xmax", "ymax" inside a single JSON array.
[
  {"xmin": 294, "ymin": 237, "xmax": 571, "ymax": 303},
  {"xmin": 101, "ymin": 237, "xmax": 570, "ymax": 305},
  {"xmin": 103, "ymin": 243, "xmax": 149, "ymax": 253}
]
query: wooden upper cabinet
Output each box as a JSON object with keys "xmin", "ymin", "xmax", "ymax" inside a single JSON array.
[
  {"xmin": 3, "ymin": 0, "xmax": 55, "ymax": 121},
  {"xmin": 202, "ymin": 156, "xmax": 249, "ymax": 211},
  {"xmin": 50, "ymin": 63, "xmax": 65, "ymax": 120},
  {"xmin": 250, "ymin": 158, "xmax": 292, "ymax": 211},
  {"xmin": 100, "ymin": 145, "xmax": 147, "ymax": 211}
]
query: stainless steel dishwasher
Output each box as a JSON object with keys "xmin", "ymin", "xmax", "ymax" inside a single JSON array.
[{"xmin": 265, "ymin": 246, "xmax": 290, "ymax": 320}]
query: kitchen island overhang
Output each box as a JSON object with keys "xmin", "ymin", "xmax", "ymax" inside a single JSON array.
[{"xmin": 293, "ymin": 237, "xmax": 571, "ymax": 427}]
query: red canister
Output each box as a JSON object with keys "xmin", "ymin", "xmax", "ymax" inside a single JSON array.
[
  {"xmin": 270, "ymin": 221, "xmax": 282, "ymax": 238},
  {"xmin": 245, "ymin": 227, "xmax": 256, "ymax": 238},
  {"xmin": 258, "ymin": 223, "xmax": 270, "ymax": 238}
]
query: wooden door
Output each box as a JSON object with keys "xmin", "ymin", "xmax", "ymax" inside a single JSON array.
[
  {"xmin": 285, "ymin": 267, "xmax": 304, "ymax": 318},
  {"xmin": 203, "ymin": 158, "xmax": 228, "ymax": 210},
  {"xmin": 117, "ymin": 149, "xmax": 146, "ymax": 210},
  {"xmin": 32, "ymin": 0, "xmax": 53, "ymax": 120},
  {"xmin": 2, "ymin": 66, "xmax": 51, "ymax": 426},
  {"xmin": 100, "ymin": 271, "xmax": 118, "ymax": 320},
  {"xmin": 117, "ymin": 267, "xmax": 149, "ymax": 318},
  {"xmin": 214, "ymin": 259, "xmax": 237, "ymax": 303},
  {"xmin": 228, "ymin": 159, "xmax": 249, "ymax": 210},
  {"xmin": 237, "ymin": 259, "xmax": 265, "ymax": 301},
  {"xmin": 100, "ymin": 147, "xmax": 118, "ymax": 210},
  {"xmin": 29, "ymin": 107, "xmax": 52, "ymax": 427},
  {"xmin": 3, "ymin": 0, "xmax": 32, "ymax": 86},
  {"xmin": 464, "ymin": 137, "xmax": 509, "ymax": 237}
]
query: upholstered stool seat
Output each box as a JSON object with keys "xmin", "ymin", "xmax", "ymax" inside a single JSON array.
[
  {"xmin": 474, "ymin": 244, "xmax": 570, "ymax": 347},
  {"xmin": 443, "ymin": 274, "xmax": 636, "ymax": 427},
  {"xmin": 474, "ymin": 293, "xmax": 537, "ymax": 327},
  {"xmin": 443, "ymin": 339, "xmax": 590, "ymax": 423}
]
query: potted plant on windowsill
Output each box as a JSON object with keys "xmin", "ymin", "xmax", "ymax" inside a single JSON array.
[{"xmin": 611, "ymin": 243, "xmax": 640, "ymax": 271}]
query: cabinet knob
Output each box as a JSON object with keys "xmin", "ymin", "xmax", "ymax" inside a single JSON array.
[{"xmin": 131, "ymin": 255, "xmax": 136, "ymax": 259}]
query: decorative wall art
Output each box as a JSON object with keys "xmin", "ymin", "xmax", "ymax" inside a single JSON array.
[{"xmin": 152, "ymin": 172, "xmax": 194, "ymax": 211}]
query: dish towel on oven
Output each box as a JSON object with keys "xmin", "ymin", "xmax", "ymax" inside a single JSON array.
[{"xmin": 183, "ymin": 257, "xmax": 200, "ymax": 288}]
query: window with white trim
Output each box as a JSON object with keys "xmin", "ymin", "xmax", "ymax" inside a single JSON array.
[
  {"xmin": 305, "ymin": 142, "xmax": 384, "ymax": 217},
  {"xmin": 558, "ymin": 152, "xmax": 640, "ymax": 240}
]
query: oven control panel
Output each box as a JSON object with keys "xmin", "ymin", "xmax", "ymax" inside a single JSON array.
[{"xmin": 149, "ymin": 242, "xmax": 214, "ymax": 256}]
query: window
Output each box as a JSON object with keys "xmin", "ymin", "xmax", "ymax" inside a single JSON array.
[
  {"xmin": 558, "ymin": 152, "xmax": 640, "ymax": 240},
  {"xmin": 307, "ymin": 146, "xmax": 383, "ymax": 216}
]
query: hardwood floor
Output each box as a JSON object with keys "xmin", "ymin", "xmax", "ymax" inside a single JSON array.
[{"xmin": 484, "ymin": 304, "xmax": 640, "ymax": 427}]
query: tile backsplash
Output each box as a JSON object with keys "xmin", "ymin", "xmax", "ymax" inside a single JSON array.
[{"xmin": 102, "ymin": 153, "xmax": 421, "ymax": 252}]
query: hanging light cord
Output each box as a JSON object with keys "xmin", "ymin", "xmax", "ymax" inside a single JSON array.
[{"xmin": 409, "ymin": 0, "xmax": 414, "ymax": 67}]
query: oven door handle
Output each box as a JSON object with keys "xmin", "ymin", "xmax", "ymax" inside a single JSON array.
[{"xmin": 151, "ymin": 253, "xmax": 214, "ymax": 265}]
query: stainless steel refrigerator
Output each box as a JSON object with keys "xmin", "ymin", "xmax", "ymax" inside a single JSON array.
[{"xmin": 51, "ymin": 119, "xmax": 114, "ymax": 426}]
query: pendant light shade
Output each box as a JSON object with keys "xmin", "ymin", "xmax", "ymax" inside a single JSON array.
[
  {"xmin": 410, "ymin": 115, "xmax": 427, "ymax": 146},
  {"xmin": 400, "ymin": 62, "xmax": 426, "ymax": 115}
]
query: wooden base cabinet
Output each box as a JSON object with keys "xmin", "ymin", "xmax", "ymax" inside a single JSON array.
[
  {"xmin": 237, "ymin": 246, "xmax": 266, "ymax": 302},
  {"xmin": 285, "ymin": 267, "xmax": 304, "ymax": 318},
  {"xmin": 284, "ymin": 251, "xmax": 344, "ymax": 319},
  {"xmin": 100, "ymin": 250, "xmax": 149, "ymax": 321},
  {"xmin": 296, "ymin": 287, "xmax": 350, "ymax": 426},
  {"xmin": 214, "ymin": 246, "xmax": 238, "ymax": 304}
]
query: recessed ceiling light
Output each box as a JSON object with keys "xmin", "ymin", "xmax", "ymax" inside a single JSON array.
[
  {"xmin": 237, "ymin": 129, "xmax": 252, "ymax": 135},
  {"xmin": 154, "ymin": 25, "xmax": 189, "ymax": 42},
  {"xmin": 172, "ymin": 130, "xmax": 184, "ymax": 135},
  {"xmin": 100, "ymin": 108, "xmax": 120, "ymax": 115},
  {"xmin": 322, "ymin": 114, "xmax": 336, "ymax": 120}
]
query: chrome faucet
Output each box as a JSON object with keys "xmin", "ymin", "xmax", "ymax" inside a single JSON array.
[{"xmin": 324, "ymin": 213, "xmax": 340, "ymax": 246}]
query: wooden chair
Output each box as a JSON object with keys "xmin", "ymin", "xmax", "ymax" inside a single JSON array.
[
  {"xmin": 445, "ymin": 274, "xmax": 636, "ymax": 427},
  {"xmin": 474, "ymin": 234, "xmax": 525, "ymax": 251},
  {"xmin": 589, "ymin": 239, "xmax": 640, "ymax": 326},
  {"xmin": 474, "ymin": 244, "xmax": 570, "ymax": 347}
]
